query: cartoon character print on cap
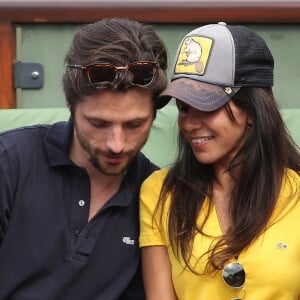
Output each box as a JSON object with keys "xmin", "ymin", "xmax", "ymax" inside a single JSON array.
[{"xmin": 175, "ymin": 36, "xmax": 213, "ymax": 75}]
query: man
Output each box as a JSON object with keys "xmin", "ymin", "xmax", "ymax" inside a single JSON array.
[{"xmin": 0, "ymin": 18, "xmax": 168, "ymax": 300}]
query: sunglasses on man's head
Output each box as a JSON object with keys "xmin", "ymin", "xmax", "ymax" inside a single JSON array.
[
  {"xmin": 67, "ymin": 61, "xmax": 159, "ymax": 87},
  {"xmin": 222, "ymin": 261, "xmax": 246, "ymax": 299}
]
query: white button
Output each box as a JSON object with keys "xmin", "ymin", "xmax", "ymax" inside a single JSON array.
[
  {"xmin": 218, "ymin": 21, "xmax": 227, "ymax": 26},
  {"xmin": 78, "ymin": 200, "xmax": 85, "ymax": 207}
]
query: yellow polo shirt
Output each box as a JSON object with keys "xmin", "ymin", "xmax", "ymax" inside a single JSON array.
[{"xmin": 140, "ymin": 168, "xmax": 300, "ymax": 300}]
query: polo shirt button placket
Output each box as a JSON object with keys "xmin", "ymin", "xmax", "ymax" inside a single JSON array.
[
  {"xmin": 78, "ymin": 200, "xmax": 85, "ymax": 207},
  {"xmin": 74, "ymin": 200, "xmax": 86, "ymax": 237}
]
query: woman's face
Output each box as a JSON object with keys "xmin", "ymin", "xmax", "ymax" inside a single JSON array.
[{"xmin": 177, "ymin": 99, "xmax": 251, "ymax": 170}]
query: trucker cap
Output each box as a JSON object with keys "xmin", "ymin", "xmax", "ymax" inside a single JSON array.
[{"xmin": 157, "ymin": 22, "xmax": 274, "ymax": 111}]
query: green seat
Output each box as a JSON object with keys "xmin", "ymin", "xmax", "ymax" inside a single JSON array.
[{"xmin": 0, "ymin": 106, "xmax": 299, "ymax": 168}]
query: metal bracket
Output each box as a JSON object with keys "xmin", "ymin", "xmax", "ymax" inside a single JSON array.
[{"xmin": 13, "ymin": 61, "xmax": 44, "ymax": 89}]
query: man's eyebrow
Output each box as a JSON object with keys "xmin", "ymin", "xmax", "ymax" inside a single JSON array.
[{"xmin": 86, "ymin": 116, "xmax": 149, "ymax": 123}]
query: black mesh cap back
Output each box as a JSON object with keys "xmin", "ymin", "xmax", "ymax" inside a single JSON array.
[{"xmin": 227, "ymin": 25, "xmax": 274, "ymax": 87}]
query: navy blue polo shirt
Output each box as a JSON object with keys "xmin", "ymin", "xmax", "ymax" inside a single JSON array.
[{"xmin": 0, "ymin": 119, "xmax": 158, "ymax": 300}]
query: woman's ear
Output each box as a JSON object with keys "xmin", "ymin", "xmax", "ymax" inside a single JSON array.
[{"xmin": 246, "ymin": 115, "xmax": 253, "ymax": 128}]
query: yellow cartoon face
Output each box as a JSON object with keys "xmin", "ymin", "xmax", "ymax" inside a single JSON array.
[{"xmin": 174, "ymin": 36, "xmax": 213, "ymax": 75}]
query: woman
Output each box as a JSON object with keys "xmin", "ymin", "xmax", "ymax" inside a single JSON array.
[{"xmin": 139, "ymin": 22, "xmax": 300, "ymax": 300}]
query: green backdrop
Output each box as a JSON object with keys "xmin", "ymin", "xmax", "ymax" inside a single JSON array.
[{"xmin": 16, "ymin": 23, "xmax": 300, "ymax": 109}]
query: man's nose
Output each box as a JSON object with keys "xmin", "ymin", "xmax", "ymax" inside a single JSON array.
[{"xmin": 106, "ymin": 126, "xmax": 125, "ymax": 153}]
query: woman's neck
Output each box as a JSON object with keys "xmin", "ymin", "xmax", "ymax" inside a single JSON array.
[{"xmin": 212, "ymin": 169, "xmax": 235, "ymax": 234}]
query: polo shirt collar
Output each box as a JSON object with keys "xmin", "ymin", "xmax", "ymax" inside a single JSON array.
[
  {"xmin": 100, "ymin": 155, "xmax": 144, "ymax": 208},
  {"xmin": 44, "ymin": 117, "xmax": 144, "ymax": 208},
  {"xmin": 44, "ymin": 117, "xmax": 74, "ymax": 166}
]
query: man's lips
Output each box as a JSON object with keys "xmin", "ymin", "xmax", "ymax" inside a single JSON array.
[{"xmin": 103, "ymin": 154, "xmax": 125, "ymax": 164}]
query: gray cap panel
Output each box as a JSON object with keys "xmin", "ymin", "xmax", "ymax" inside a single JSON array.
[{"xmin": 171, "ymin": 23, "xmax": 237, "ymax": 87}]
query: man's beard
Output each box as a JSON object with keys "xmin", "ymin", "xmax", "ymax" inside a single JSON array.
[
  {"xmin": 75, "ymin": 125, "xmax": 148, "ymax": 177},
  {"xmin": 88, "ymin": 149, "xmax": 130, "ymax": 176}
]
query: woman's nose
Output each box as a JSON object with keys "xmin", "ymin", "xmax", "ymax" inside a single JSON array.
[{"xmin": 180, "ymin": 110, "xmax": 203, "ymax": 131}]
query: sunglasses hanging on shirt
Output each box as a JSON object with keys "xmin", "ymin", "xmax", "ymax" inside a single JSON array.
[{"xmin": 222, "ymin": 261, "xmax": 246, "ymax": 300}]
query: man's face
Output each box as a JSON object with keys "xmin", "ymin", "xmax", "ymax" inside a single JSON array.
[{"xmin": 71, "ymin": 88, "xmax": 154, "ymax": 176}]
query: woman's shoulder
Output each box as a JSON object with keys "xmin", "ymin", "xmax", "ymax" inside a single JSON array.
[
  {"xmin": 277, "ymin": 168, "xmax": 300, "ymax": 210},
  {"xmin": 284, "ymin": 168, "xmax": 300, "ymax": 189},
  {"xmin": 143, "ymin": 168, "xmax": 169, "ymax": 185},
  {"xmin": 267, "ymin": 168, "xmax": 300, "ymax": 226}
]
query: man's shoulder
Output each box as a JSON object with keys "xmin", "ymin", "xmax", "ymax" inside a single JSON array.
[
  {"xmin": 0, "ymin": 124, "xmax": 50, "ymax": 136},
  {"xmin": 126, "ymin": 152, "xmax": 159, "ymax": 186},
  {"xmin": 0, "ymin": 124, "xmax": 50, "ymax": 148},
  {"xmin": 0, "ymin": 121, "xmax": 68, "ymax": 153},
  {"xmin": 136, "ymin": 152, "xmax": 159, "ymax": 174}
]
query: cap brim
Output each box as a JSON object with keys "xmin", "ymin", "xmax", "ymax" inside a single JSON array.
[{"xmin": 156, "ymin": 77, "xmax": 240, "ymax": 111}]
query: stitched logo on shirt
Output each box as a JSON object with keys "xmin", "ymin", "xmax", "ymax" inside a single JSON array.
[
  {"xmin": 122, "ymin": 236, "xmax": 135, "ymax": 245},
  {"xmin": 276, "ymin": 242, "xmax": 288, "ymax": 250}
]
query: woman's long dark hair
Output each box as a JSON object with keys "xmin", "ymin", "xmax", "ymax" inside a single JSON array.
[{"xmin": 157, "ymin": 87, "xmax": 300, "ymax": 273}]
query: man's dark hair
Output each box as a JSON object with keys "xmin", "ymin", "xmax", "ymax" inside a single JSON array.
[{"xmin": 63, "ymin": 18, "xmax": 168, "ymax": 112}]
